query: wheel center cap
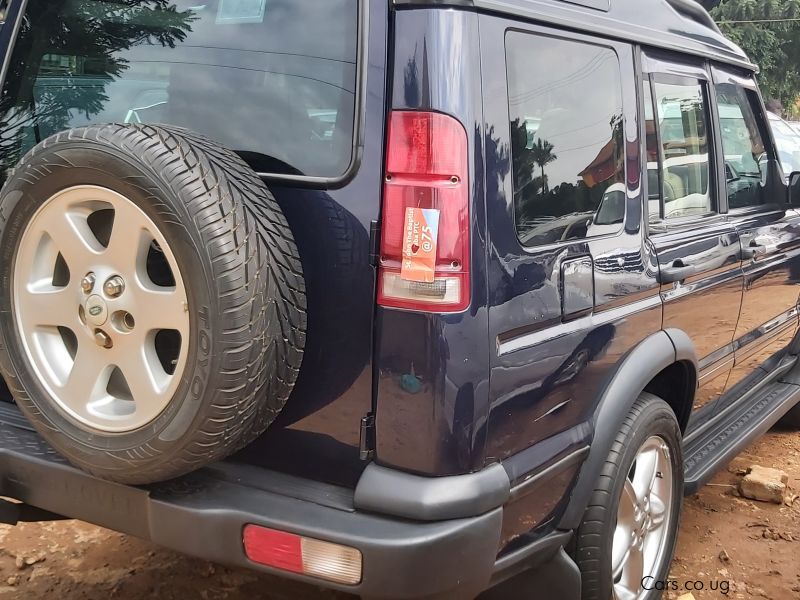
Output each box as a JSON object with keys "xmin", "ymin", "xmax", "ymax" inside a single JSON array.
[{"xmin": 85, "ymin": 294, "xmax": 108, "ymax": 326}]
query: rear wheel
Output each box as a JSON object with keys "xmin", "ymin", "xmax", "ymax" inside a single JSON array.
[
  {"xmin": 0, "ymin": 124, "xmax": 306, "ymax": 484},
  {"xmin": 574, "ymin": 394, "xmax": 683, "ymax": 600}
]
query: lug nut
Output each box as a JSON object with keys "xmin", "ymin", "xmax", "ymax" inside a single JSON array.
[
  {"xmin": 104, "ymin": 276, "xmax": 125, "ymax": 298},
  {"xmin": 81, "ymin": 273, "xmax": 96, "ymax": 294},
  {"xmin": 94, "ymin": 330, "xmax": 113, "ymax": 349}
]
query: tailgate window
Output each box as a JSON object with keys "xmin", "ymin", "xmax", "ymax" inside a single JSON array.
[{"xmin": 0, "ymin": 0, "xmax": 358, "ymax": 180}]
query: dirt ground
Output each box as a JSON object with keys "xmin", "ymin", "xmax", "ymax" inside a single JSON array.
[
  {"xmin": 1, "ymin": 431, "xmax": 799, "ymax": 600},
  {"xmin": 664, "ymin": 426, "xmax": 800, "ymax": 600}
]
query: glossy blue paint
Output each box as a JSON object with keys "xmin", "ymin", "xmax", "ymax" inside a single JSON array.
[
  {"xmin": 395, "ymin": 0, "xmax": 751, "ymax": 70},
  {"xmin": 3, "ymin": 0, "xmax": 799, "ymax": 565},
  {"xmin": 479, "ymin": 14, "xmax": 663, "ymax": 544},
  {"xmin": 373, "ymin": 8, "xmax": 491, "ymax": 476},
  {"xmin": 233, "ymin": 0, "xmax": 389, "ymax": 486}
]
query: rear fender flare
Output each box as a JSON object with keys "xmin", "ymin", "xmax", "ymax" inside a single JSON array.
[{"xmin": 558, "ymin": 329, "xmax": 697, "ymax": 529}]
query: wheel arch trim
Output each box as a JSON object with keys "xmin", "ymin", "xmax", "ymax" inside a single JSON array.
[{"xmin": 557, "ymin": 329, "xmax": 697, "ymax": 529}]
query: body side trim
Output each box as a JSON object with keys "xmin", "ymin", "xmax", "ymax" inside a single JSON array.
[
  {"xmin": 497, "ymin": 295, "xmax": 661, "ymax": 356},
  {"xmin": 507, "ymin": 446, "xmax": 589, "ymax": 503},
  {"xmin": 732, "ymin": 307, "xmax": 799, "ymax": 360}
]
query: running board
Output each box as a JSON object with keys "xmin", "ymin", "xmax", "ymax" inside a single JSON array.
[{"xmin": 683, "ymin": 380, "xmax": 800, "ymax": 495}]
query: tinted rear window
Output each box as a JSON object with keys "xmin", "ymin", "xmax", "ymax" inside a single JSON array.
[
  {"xmin": 506, "ymin": 31, "xmax": 625, "ymax": 247},
  {"xmin": 0, "ymin": 0, "xmax": 358, "ymax": 180}
]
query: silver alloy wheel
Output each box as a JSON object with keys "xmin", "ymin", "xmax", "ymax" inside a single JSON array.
[
  {"xmin": 612, "ymin": 435, "xmax": 674, "ymax": 600},
  {"xmin": 13, "ymin": 185, "xmax": 190, "ymax": 433}
]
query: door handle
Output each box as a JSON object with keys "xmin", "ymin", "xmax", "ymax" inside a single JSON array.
[{"xmin": 658, "ymin": 260, "xmax": 695, "ymax": 284}]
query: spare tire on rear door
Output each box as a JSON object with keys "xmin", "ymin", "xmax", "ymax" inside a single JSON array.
[{"xmin": 0, "ymin": 124, "xmax": 306, "ymax": 484}]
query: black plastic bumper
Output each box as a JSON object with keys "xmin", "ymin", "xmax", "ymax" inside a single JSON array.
[
  {"xmin": 0, "ymin": 404, "xmax": 581, "ymax": 599},
  {"xmin": 0, "ymin": 407, "xmax": 516, "ymax": 599}
]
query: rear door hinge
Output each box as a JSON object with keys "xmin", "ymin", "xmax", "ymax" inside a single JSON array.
[{"xmin": 359, "ymin": 412, "xmax": 376, "ymax": 461}]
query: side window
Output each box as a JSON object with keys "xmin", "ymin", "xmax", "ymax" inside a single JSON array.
[
  {"xmin": 715, "ymin": 83, "xmax": 770, "ymax": 209},
  {"xmin": 651, "ymin": 80, "xmax": 713, "ymax": 219},
  {"xmin": 506, "ymin": 32, "xmax": 625, "ymax": 247}
]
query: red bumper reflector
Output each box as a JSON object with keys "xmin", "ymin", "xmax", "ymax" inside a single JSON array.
[
  {"xmin": 243, "ymin": 524, "xmax": 363, "ymax": 585},
  {"xmin": 243, "ymin": 525, "xmax": 303, "ymax": 574}
]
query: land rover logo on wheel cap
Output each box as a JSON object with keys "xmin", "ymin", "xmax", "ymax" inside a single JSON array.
[{"xmin": 85, "ymin": 295, "xmax": 108, "ymax": 326}]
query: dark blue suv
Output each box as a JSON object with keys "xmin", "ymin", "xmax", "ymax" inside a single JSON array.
[{"xmin": 1, "ymin": 0, "xmax": 799, "ymax": 598}]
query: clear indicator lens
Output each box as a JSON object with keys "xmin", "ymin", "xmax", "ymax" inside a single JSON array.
[
  {"xmin": 380, "ymin": 272, "xmax": 462, "ymax": 304},
  {"xmin": 301, "ymin": 537, "xmax": 362, "ymax": 585}
]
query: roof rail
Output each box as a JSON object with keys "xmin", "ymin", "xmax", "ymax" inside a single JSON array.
[{"xmin": 665, "ymin": 0, "xmax": 722, "ymax": 34}]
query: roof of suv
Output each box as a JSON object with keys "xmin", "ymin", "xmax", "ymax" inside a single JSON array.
[{"xmin": 394, "ymin": 0, "xmax": 753, "ymax": 71}]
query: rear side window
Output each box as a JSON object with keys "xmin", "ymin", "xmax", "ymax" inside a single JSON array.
[
  {"xmin": 0, "ymin": 0, "xmax": 358, "ymax": 181},
  {"xmin": 715, "ymin": 83, "xmax": 770, "ymax": 208},
  {"xmin": 506, "ymin": 32, "xmax": 625, "ymax": 247},
  {"xmin": 649, "ymin": 80, "xmax": 713, "ymax": 219}
]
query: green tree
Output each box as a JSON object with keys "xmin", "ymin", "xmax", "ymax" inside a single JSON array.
[
  {"xmin": 0, "ymin": 1, "xmax": 195, "ymax": 176},
  {"xmin": 709, "ymin": 0, "xmax": 800, "ymax": 109}
]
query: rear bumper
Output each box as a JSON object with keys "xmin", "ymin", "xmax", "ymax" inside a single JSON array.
[
  {"xmin": 150, "ymin": 483, "xmax": 503, "ymax": 599},
  {"xmin": 0, "ymin": 407, "xmax": 576, "ymax": 599}
]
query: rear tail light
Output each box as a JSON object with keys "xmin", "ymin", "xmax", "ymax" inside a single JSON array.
[
  {"xmin": 243, "ymin": 525, "xmax": 362, "ymax": 585},
  {"xmin": 378, "ymin": 111, "xmax": 470, "ymax": 312}
]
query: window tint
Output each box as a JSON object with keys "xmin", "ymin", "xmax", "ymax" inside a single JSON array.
[
  {"xmin": 0, "ymin": 0, "xmax": 358, "ymax": 181},
  {"xmin": 506, "ymin": 32, "xmax": 625, "ymax": 247},
  {"xmin": 716, "ymin": 83, "xmax": 770, "ymax": 208},
  {"xmin": 652, "ymin": 81, "xmax": 712, "ymax": 219},
  {"xmin": 643, "ymin": 82, "xmax": 662, "ymax": 221}
]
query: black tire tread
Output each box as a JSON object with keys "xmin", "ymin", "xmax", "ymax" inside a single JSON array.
[
  {"xmin": 573, "ymin": 393, "xmax": 682, "ymax": 600},
  {"xmin": 0, "ymin": 123, "xmax": 306, "ymax": 483}
]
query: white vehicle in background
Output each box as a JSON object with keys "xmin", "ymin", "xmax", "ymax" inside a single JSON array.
[
  {"xmin": 767, "ymin": 111, "xmax": 800, "ymax": 177},
  {"xmin": 717, "ymin": 104, "xmax": 800, "ymax": 182}
]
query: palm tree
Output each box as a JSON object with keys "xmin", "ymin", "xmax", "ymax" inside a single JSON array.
[{"xmin": 530, "ymin": 138, "xmax": 557, "ymax": 193}]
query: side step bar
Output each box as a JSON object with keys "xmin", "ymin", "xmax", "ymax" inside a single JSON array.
[{"xmin": 683, "ymin": 379, "xmax": 800, "ymax": 495}]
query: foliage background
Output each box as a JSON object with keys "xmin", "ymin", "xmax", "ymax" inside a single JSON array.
[{"xmin": 699, "ymin": 0, "xmax": 800, "ymax": 115}]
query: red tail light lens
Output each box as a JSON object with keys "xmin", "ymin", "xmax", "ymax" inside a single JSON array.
[{"xmin": 378, "ymin": 111, "xmax": 470, "ymax": 312}]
